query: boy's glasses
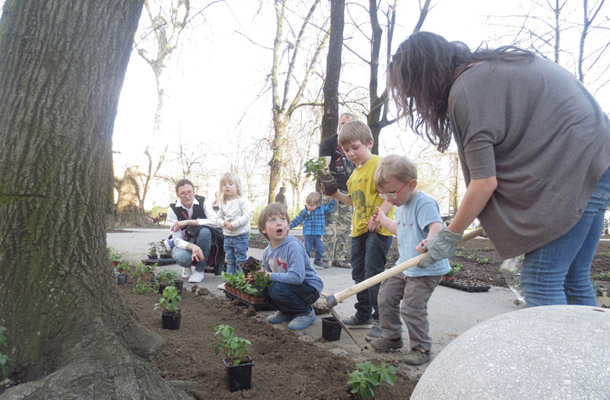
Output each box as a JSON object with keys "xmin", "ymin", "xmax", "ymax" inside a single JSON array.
[{"xmin": 379, "ymin": 180, "xmax": 410, "ymax": 200}]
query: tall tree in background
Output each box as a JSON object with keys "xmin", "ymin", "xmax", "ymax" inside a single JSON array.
[
  {"xmin": 0, "ymin": 1, "xmax": 189, "ymax": 397},
  {"xmin": 365, "ymin": 0, "xmax": 431, "ymax": 154},
  {"xmin": 267, "ymin": 0, "xmax": 330, "ymax": 203},
  {"xmin": 320, "ymin": 0, "xmax": 346, "ymax": 142},
  {"xmin": 508, "ymin": 0, "xmax": 609, "ymax": 93}
]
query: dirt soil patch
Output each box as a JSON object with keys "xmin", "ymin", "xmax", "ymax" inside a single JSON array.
[{"xmin": 121, "ymin": 284, "xmax": 417, "ymax": 399}]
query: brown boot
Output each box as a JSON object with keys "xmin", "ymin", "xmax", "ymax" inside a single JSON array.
[{"xmin": 404, "ymin": 345, "xmax": 431, "ymax": 365}]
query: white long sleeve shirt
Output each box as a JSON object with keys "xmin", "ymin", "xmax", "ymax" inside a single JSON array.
[
  {"xmin": 215, "ymin": 196, "xmax": 253, "ymax": 236},
  {"xmin": 167, "ymin": 196, "xmax": 219, "ymax": 249}
]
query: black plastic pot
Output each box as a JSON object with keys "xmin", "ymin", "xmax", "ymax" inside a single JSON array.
[
  {"xmin": 224, "ymin": 357, "xmax": 252, "ymax": 392},
  {"xmin": 322, "ymin": 317, "xmax": 341, "ymax": 341},
  {"xmin": 161, "ymin": 310, "xmax": 181, "ymax": 330},
  {"xmin": 117, "ymin": 274, "xmax": 127, "ymax": 286},
  {"xmin": 174, "ymin": 280, "xmax": 184, "ymax": 295}
]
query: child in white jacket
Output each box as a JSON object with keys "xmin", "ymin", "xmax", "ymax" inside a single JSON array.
[{"xmin": 215, "ymin": 173, "xmax": 253, "ymax": 275}]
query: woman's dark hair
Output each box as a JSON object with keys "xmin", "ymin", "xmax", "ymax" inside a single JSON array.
[{"xmin": 388, "ymin": 32, "xmax": 534, "ymax": 152}]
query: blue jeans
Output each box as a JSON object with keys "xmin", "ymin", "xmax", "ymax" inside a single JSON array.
[
  {"xmin": 263, "ymin": 281, "xmax": 320, "ymax": 316},
  {"xmin": 350, "ymin": 231, "xmax": 393, "ymax": 320},
  {"xmin": 171, "ymin": 227, "xmax": 212, "ymax": 273},
  {"xmin": 520, "ymin": 167, "xmax": 610, "ymax": 307},
  {"xmin": 224, "ymin": 233, "xmax": 249, "ymax": 274},
  {"xmin": 304, "ymin": 235, "xmax": 324, "ymax": 264}
]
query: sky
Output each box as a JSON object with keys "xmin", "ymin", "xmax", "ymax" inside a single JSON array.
[{"xmin": 112, "ymin": 0, "xmax": 610, "ymax": 209}]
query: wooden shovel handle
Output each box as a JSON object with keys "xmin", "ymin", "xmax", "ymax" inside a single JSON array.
[{"xmin": 332, "ymin": 228, "xmax": 483, "ymax": 305}]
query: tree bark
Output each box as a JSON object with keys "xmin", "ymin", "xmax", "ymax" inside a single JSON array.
[
  {"xmin": 0, "ymin": 1, "xmax": 188, "ymax": 398},
  {"xmin": 320, "ymin": 0, "xmax": 345, "ymax": 142}
]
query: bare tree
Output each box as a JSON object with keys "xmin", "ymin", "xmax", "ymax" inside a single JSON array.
[
  {"xmin": 507, "ymin": 0, "xmax": 610, "ymax": 93},
  {"xmin": 267, "ymin": 0, "xmax": 330, "ymax": 204},
  {"xmin": 344, "ymin": 0, "xmax": 432, "ymax": 153},
  {"xmin": 0, "ymin": 1, "xmax": 190, "ymax": 397},
  {"xmin": 320, "ymin": 0, "xmax": 346, "ymax": 142}
]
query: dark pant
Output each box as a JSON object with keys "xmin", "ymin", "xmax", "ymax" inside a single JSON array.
[
  {"xmin": 263, "ymin": 281, "xmax": 320, "ymax": 316},
  {"xmin": 304, "ymin": 235, "xmax": 324, "ymax": 264},
  {"xmin": 171, "ymin": 227, "xmax": 212, "ymax": 272},
  {"xmin": 350, "ymin": 232, "xmax": 393, "ymax": 321}
]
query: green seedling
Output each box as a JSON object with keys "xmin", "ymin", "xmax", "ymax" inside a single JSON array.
[
  {"xmin": 214, "ymin": 325, "xmax": 251, "ymax": 366},
  {"xmin": 347, "ymin": 361, "xmax": 396, "ymax": 399},
  {"xmin": 154, "ymin": 285, "xmax": 181, "ymax": 314},
  {"xmin": 476, "ymin": 257, "xmax": 489, "ymax": 264}
]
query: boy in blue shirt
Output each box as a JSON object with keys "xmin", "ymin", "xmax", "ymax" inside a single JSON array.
[
  {"xmin": 289, "ymin": 192, "xmax": 336, "ymax": 269},
  {"xmin": 256, "ymin": 203, "xmax": 323, "ymax": 330},
  {"xmin": 370, "ymin": 154, "xmax": 450, "ymax": 366}
]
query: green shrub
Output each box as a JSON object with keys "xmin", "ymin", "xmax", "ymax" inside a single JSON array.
[{"xmin": 347, "ymin": 361, "xmax": 396, "ymax": 399}]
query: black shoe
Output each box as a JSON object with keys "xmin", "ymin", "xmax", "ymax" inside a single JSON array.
[
  {"xmin": 332, "ymin": 260, "xmax": 352, "ymax": 269},
  {"xmin": 341, "ymin": 314, "xmax": 374, "ymax": 328}
]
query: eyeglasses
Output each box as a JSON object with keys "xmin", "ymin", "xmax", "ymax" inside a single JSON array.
[
  {"xmin": 178, "ymin": 190, "xmax": 194, "ymax": 197},
  {"xmin": 379, "ymin": 180, "xmax": 410, "ymax": 200}
]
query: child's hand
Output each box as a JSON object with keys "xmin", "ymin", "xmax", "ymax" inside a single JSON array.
[
  {"xmin": 171, "ymin": 220, "xmax": 190, "ymax": 232},
  {"xmin": 416, "ymin": 239, "xmax": 427, "ymax": 253},
  {"xmin": 223, "ymin": 218, "xmax": 234, "ymax": 231},
  {"xmin": 367, "ymin": 215, "xmax": 381, "ymax": 232}
]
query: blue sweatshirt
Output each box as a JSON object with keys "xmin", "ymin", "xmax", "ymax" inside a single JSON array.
[{"xmin": 262, "ymin": 236, "xmax": 323, "ymax": 294}]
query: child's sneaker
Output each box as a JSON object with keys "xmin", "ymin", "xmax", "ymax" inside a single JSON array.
[
  {"xmin": 288, "ymin": 310, "xmax": 316, "ymax": 330},
  {"xmin": 267, "ymin": 311, "xmax": 293, "ymax": 324},
  {"xmin": 342, "ymin": 314, "xmax": 373, "ymax": 328}
]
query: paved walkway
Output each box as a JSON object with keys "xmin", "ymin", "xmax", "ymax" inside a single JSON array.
[{"xmin": 107, "ymin": 228, "xmax": 523, "ymax": 378}]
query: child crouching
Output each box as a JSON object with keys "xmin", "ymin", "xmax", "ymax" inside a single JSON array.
[{"xmin": 256, "ymin": 203, "xmax": 323, "ymax": 330}]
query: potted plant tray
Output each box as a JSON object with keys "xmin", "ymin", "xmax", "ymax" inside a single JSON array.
[{"xmin": 223, "ymin": 287, "xmax": 274, "ymax": 311}]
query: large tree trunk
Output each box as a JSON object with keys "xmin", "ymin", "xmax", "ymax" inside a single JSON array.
[
  {"xmin": 320, "ymin": 0, "xmax": 345, "ymax": 142},
  {"xmin": 0, "ymin": 1, "xmax": 188, "ymax": 398}
]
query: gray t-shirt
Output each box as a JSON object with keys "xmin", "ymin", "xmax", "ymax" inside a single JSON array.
[{"xmin": 448, "ymin": 56, "xmax": 610, "ymax": 258}]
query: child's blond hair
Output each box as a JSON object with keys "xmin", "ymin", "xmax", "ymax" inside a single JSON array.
[
  {"xmin": 305, "ymin": 192, "xmax": 322, "ymax": 206},
  {"xmin": 374, "ymin": 154, "xmax": 418, "ymax": 190},
  {"xmin": 218, "ymin": 172, "xmax": 243, "ymax": 205},
  {"xmin": 338, "ymin": 120, "xmax": 373, "ymax": 148},
  {"xmin": 258, "ymin": 203, "xmax": 290, "ymax": 240}
]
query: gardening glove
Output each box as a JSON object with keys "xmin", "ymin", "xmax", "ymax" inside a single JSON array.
[{"xmin": 419, "ymin": 226, "xmax": 463, "ymax": 268}]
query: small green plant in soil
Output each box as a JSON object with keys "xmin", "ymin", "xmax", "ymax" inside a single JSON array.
[
  {"xmin": 483, "ymin": 246, "xmax": 491, "ymax": 252},
  {"xmin": 446, "ymin": 263, "xmax": 462, "ymax": 276},
  {"xmin": 214, "ymin": 325, "xmax": 251, "ymax": 366},
  {"xmin": 304, "ymin": 157, "xmax": 330, "ymax": 179},
  {"xmin": 476, "ymin": 257, "xmax": 489, "ymax": 264},
  {"xmin": 157, "ymin": 268, "xmax": 178, "ymax": 285},
  {"xmin": 594, "ymin": 271, "xmax": 610, "ymax": 280},
  {"xmin": 154, "ymin": 285, "xmax": 181, "ymax": 315},
  {"xmin": 598, "ymin": 251, "xmax": 610, "ymax": 257},
  {"xmin": 454, "ymin": 251, "xmax": 463, "ymax": 257},
  {"xmin": 347, "ymin": 361, "xmax": 396, "ymax": 399},
  {"xmin": 304, "ymin": 157, "xmax": 337, "ymax": 195},
  {"xmin": 147, "ymin": 241, "xmax": 158, "ymax": 257},
  {"xmin": 108, "ymin": 246, "xmax": 124, "ymax": 264},
  {"xmin": 0, "ymin": 326, "xmax": 11, "ymax": 383},
  {"xmin": 114, "ymin": 261, "xmax": 130, "ymax": 275},
  {"xmin": 132, "ymin": 263, "xmax": 158, "ymax": 293}
]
